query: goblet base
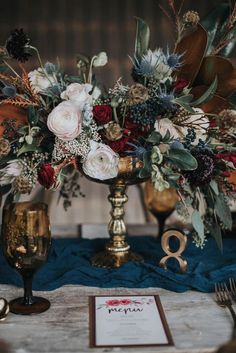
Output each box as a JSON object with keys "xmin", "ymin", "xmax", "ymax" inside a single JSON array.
[
  {"xmin": 91, "ymin": 250, "xmax": 143, "ymax": 269},
  {"xmin": 10, "ymin": 297, "xmax": 50, "ymax": 315}
]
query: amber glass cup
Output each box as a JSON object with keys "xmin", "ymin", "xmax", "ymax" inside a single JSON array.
[
  {"xmin": 144, "ymin": 180, "xmax": 179, "ymax": 236},
  {"xmin": 1, "ymin": 202, "xmax": 51, "ymax": 315}
]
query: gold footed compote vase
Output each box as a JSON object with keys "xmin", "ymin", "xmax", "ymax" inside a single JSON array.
[{"xmin": 85, "ymin": 156, "xmax": 146, "ymax": 269}]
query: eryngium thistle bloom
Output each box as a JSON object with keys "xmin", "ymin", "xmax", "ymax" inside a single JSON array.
[
  {"xmin": 185, "ymin": 149, "xmax": 215, "ymax": 186},
  {"xmin": 6, "ymin": 28, "xmax": 31, "ymax": 62}
]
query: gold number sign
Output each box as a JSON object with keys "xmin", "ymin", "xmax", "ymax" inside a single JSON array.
[{"xmin": 159, "ymin": 229, "xmax": 187, "ymax": 273}]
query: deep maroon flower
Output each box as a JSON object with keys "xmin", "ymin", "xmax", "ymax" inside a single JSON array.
[
  {"xmin": 6, "ymin": 29, "xmax": 31, "ymax": 62},
  {"xmin": 174, "ymin": 78, "xmax": 188, "ymax": 93},
  {"xmin": 216, "ymin": 153, "xmax": 236, "ymax": 168},
  {"xmin": 108, "ymin": 137, "xmax": 129, "ymax": 154},
  {"xmin": 38, "ymin": 163, "xmax": 55, "ymax": 189},
  {"xmin": 93, "ymin": 105, "xmax": 112, "ymax": 124},
  {"xmin": 185, "ymin": 149, "xmax": 216, "ymax": 186}
]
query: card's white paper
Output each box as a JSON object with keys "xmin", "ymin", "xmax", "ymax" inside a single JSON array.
[{"xmin": 94, "ymin": 295, "xmax": 170, "ymax": 346}]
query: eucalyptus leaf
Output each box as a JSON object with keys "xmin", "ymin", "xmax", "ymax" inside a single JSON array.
[
  {"xmin": 172, "ymin": 96, "xmax": 195, "ymax": 113},
  {"xmin": 146, "ymin": 131, "xmax": 162, "ymax": 144},
  {"xmin": 134, "ymin": 17, "xmax": 150, "ymax": 58},
  {"xmin": 192, "ymin": 210, "xmax": 205, "ymax": 241},
  {"xmin": 139, "ymin": 150, "xmax": 151, "ymax": 178},
  {"xmin": 191, "ymin": 77, "xmax": 218, "ymax": 107},
  {"xmin": 215, "ymin": 193, "xmax": 232, "ymax": 230},
  {"xmin": 209, "ymin": 219, "xmax": 223, "ymax": 252},
  {"xmin": 209, "ymin": 180, "xmax": 219, "ymax": 196},
  {"xmin": 166, "ymin": 149, "xmax": 198, "ymax": 170},
  {"xmin": 17, "ymin": 142, "xmax": 41, "ymax": 156}
]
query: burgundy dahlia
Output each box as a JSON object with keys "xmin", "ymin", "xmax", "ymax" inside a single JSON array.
[{"xmin": 185, "ymin": 149, "xmax": 216, "ymax": 186}]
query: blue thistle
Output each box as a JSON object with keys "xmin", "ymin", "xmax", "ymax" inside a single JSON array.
[
  {"xmin": 158, "ymin": 88, "xmax": 175, "ymax": 110},
  {"xmin": 125, "ymin": 142, "xmax": 147, "ymax": 158},
  {"xmin": 166, "ymin": 47, "xmax": 184, "ymax": 69}
]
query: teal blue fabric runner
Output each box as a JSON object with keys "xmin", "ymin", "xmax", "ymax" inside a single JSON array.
[{"xmin": 0, "ymin": 236, "xmax": 235, "ymax": 292}]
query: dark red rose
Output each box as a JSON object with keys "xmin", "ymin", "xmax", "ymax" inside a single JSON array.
[
  {"xmin": 108, "ymin": 137, "xmax": 129, "ymax": 154},
  {"xmin": 124, "ymin": 117, "xmax": 150, "ymax": 139},
  {"xmin": 93, "ymin": 105, "xmax": 112, "ymax": 124},
  {"xmin": 174, "ymin": 78, "xmax": 189, "ymax": 93},
  {"xmin": 105, "ymin": 299, "xmax": 120, "ymax": 306},
  {"xmin": 216, "ymin": 153, "xmax": 236, "ymax": 167},
  {"xmin": 38, "ymin": 163, "xmax": 55, "ymax": 189}
]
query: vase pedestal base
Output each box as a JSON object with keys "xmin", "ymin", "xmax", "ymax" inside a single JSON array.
[{"xmin": 91, "ymin": 250, "xmax": 143, "ymax": 269}]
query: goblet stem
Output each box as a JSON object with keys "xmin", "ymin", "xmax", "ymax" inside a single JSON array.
[{"xmin": 22, "ymin": 272, "xmax": 34, "ymax": 305}]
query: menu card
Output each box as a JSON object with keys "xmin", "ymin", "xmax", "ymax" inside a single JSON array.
[{"xmin": 89, "ymin": 295, "xmax": 173, "ymax": 347}]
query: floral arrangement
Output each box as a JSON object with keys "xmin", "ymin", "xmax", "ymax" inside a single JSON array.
[{"xmin": 0, "ymin": 2, "xmax": 236, "ymax": 248}]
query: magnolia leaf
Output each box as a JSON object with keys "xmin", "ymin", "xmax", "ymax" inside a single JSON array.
[
  {"xmin": 175, "ymin": 24, "xmax": 208, "ymax": 85},
  {"xmin": 146, "ymin": 131, "xmax": 162, "ymax": 144},
  {"xmin": 195, "ymin": 56, "xmax": 236, "ymax": 98},
  {"xmin": 134, "ymin": 17, "xmax": 150, "ymax": 58},
  {"xmin": 166, "ymin": 149, "xmax": 198, "ymax": 170},
  {"xmin": 192, "ymin": 210, "xmax": 205, "ymax": 241},
  {"xmin": 191, "ymin": 86, "xmax": 232, "ymax": 113},
  {"xmin": 209, "ymin": 219, "xmax": 223, "ymax": 252},
  {"xmin": 215, "ymin": 193, "xmax": 232, "ymax": 230},
  {"xmin": 191, "ymin": 76, "xmax": 218, "ymax": 107}
]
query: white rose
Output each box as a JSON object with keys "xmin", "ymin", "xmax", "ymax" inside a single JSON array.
[
  {"xmin": 28, "ymin": 68, "xmax": 56, "ymax": 93},
  {"xmin": 60, "ymin": 83, "xmax": 92, "ymax": 109},
  {"xmin": 47, "ymin": 101, "xmax": 82, "ymax": 141},
  {"xmin": 82, "ymin": 141, "xmax": 119, "ymax": 180},
  {"xmin": 93, "ymin": 52, "xmax": 108, "ymax": 67},
  {"xmin": 0, "ymin": 160, "xmax": 22, "ymax": 185}
]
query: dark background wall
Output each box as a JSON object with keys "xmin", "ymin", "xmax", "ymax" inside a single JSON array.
[{"xmin": 0, "ymin": 0, "xmax": 229, "ymax": 87}]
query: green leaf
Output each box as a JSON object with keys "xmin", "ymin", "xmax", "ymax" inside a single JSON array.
[
  {"xmin": 166, "ymin": 149, "xmax": 198, "ymax": 170},
  {"xmin": 28, "ymin": 106, "xmax": 38, "ymax": 125},
  {"xmin": 191, "ymin": 77, "xmax": 218, "ymax": 107},
  {"xmin": 209, "ymin": 180, "xmax": 219, "ymax": 196},
  {"xmin": 192, "ymin": 210, "xmax": 205, "ymax": 241},
  {"xmin": 162, "ymin": 129, "xmax": 171, "ymax": 143},
  {"xmin": 134, "ymin": 17, "xmax": 150, "ymax": 58},
  {"xmin": 209, "ymin": 219, "xmax": 223, "ymax": 252},
  {"xmin": 172, "ymin": 96, "xmax": 195, "ymax": 113},
  {"xmin": 4, "ymin": 192, "xmax": 14, "ymax": 207},
  {"xmin": 139, "ymin": 150, "xmax": 151, "ymax": 179},
  {"xmin": 0, "ymin": 185, "xmax": 11, "ymax": 196},
  {"xmin": 17, "ymin": 142, "xmax": 41, "ymax": 156},
  {"xmin": 146, "ymin": 131, "xmax": 162, "ymax": 144},
  {"xmin": 215, "ymin": 193, "xmax": 232, "ymax": 230}
]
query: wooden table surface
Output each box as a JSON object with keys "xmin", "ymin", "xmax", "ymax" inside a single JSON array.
[{"xmin": 0, "ymin": 284, "xmax": 233, "ymax": 353}]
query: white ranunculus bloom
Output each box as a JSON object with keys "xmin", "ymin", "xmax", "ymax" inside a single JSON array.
[
  {"xmin": 93, "ymin": 52, "xmax": 108, "ymax": 67},
  {"xmin": 60, "ymin": 83, "xmax": 92, "ymax": 109},
  {"xmin": 82, "ymin": 141, "xmax": 119, "ymax": 180},
  {"xmin": 0, "ymin": 160, "xmax": 22, "ymax": 185},
  {"xmin": 47, "ymin": 101, "xmax": 82, "ymax": 141},
  {"xmin": 155, "ymin": 118, "xmax": 180, "ymax": 139},
  {"xmin": 155, "ymin": 108, "xmax": 209, "ymax": 143},
  {"xmin": 28, "ymin": 68, "xmax": 56, "ymax": 93}
]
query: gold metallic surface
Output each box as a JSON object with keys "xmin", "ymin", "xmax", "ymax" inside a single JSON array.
[
  {"xmin": 159, "ymin": 229, "xmax": 187, "ymax": 272},
  {"xmin": 144, "ymin": 180, "xmax": 179, "ymax": 213},
  {"xmin": 2, "ymin": 202, "xmax": 51, "ymax": 271},
  {"xmin": 89, "ymin": 156, "xmax": 146, "ymax": 268}
]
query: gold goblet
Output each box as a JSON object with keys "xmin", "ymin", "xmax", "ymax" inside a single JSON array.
[
  {"xmin": 2, "ymin": 202, "xmax": 51, "ymax": 315},
  {"xmin": 144, "ymin": 179, "xmax": 179, "ymax": 236}
]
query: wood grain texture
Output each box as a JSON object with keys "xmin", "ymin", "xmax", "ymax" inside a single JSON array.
[{"xmin": 0, "ymin": 285, "xmax": 232, "ymax": 353}]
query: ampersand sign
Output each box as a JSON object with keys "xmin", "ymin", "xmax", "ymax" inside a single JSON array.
[{"xmin": 159, "ymin": 229, "xmax": 187, "ymax": 272}]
